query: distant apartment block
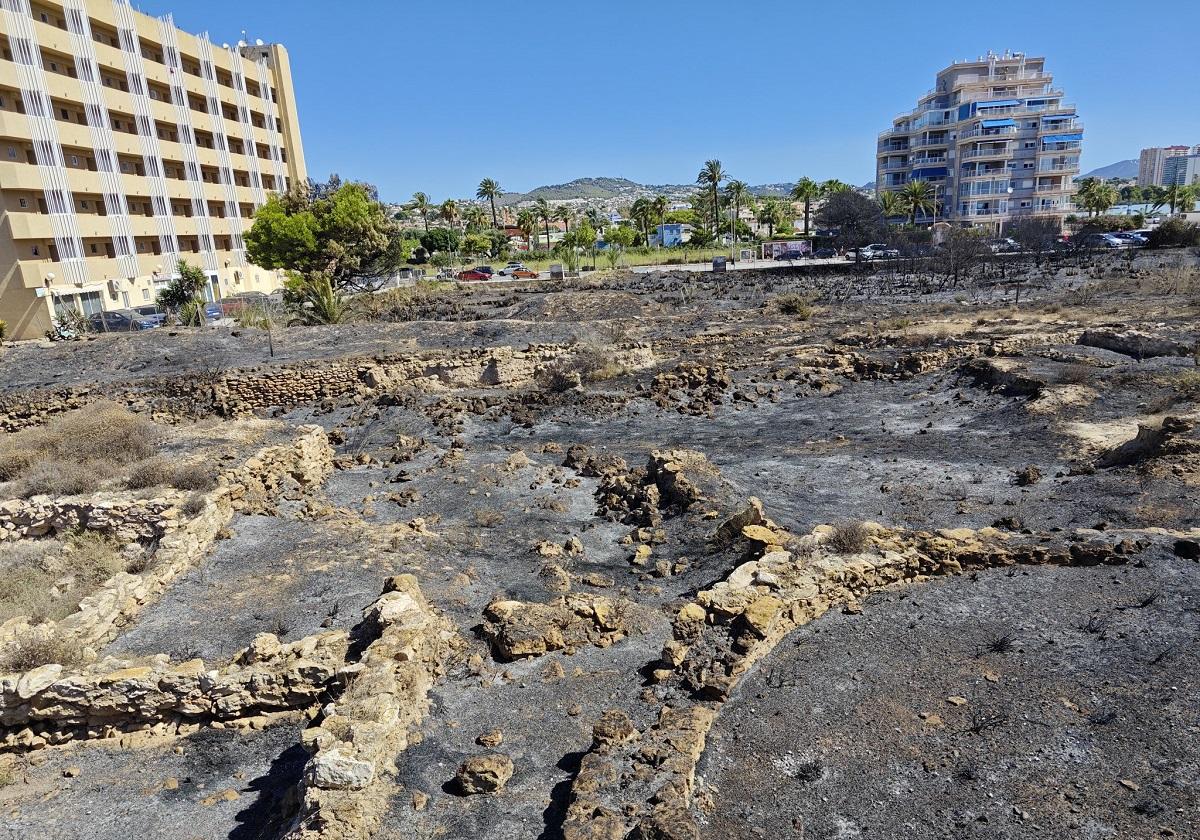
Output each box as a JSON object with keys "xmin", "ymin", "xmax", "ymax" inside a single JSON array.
[
  {"xmin": 876, "ymin": 51, "xmax": 1081, "ymax": 231},
  {"xmin": 0, "ymin": 0, "xmax": 306, "ymax": 340},
  {"xmin": 1139, "ymin": 145, "xmax": 1199, "ymax": 186},
  {"xmin": 1162, "ymin": 154, "xmax": 1200, "ymax": 187}
]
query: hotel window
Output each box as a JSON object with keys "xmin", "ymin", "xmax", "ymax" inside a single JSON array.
[
  {"xmin": 90, "ymin": 244, "xmax": 98, "ymax": 253},
  {"xmin": 19, "ymin": 198, "xmax": 27, "ymax": 208},
  {"xmin": 80, "ymin": 199, "xmax": 89, "ymax": 209},
  {"xmin": 31, "ymin": 246, "xmax": 40, "ymax": 256},
  {"xmin": 60, "ymin": 108, "xmax": 69, "ymax": 119},
  {"xmin": 70, "ymin": 155, "xmax": 79, "ymax": 166},
  {"xmin": 6, "ymin": 147, "xmax": 14, "ymax": 159}
]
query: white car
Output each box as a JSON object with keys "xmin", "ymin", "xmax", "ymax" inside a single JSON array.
[{"xmin": 498, "ymin": 262, "xmax": 526, "ymax": 276}]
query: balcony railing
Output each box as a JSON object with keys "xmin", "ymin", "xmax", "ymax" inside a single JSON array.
[
  {"xmin": 910, "ymin": 156, "xmax": 947, "ymax": 166},
  {"xmin": 910, "ymin": 137, "xmax": 950, "ymax": 148},
  {"xmin": 1037, "ymin": 161, "xmax": 1079, "ymax": 172},
  {"xmin": 878, "ymin": 142, "xmax": 909, "ymax": 152},
  {"xmin": 879, "ymin": 162, "xmax": 908, "ymax": 171},
  {"xmin": 1040, "ymin": 142, "xmax": 1081, "ymax": 152},
  {"xmin": 959, "ymin": 125, "xmax": 1018, "ymax": 140},
  {"xmin": 958, "ymin": 206, "xmax": 1009, "ymax": 217},
  {"xmin": 961, "ymin": 145, "xmax": 1012, "ymax": 159}
]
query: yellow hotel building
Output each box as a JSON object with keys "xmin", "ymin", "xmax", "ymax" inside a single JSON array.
[{"xmin": 0, "ymin": 0, "xmax": 306, "ymax": 339}]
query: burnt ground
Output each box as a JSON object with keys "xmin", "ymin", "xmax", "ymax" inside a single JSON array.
[
  {"xmin": 699, "ymin": 549, "xmax": 1200, "ymax": 840},
  {"xmin": 1, "ymin": 253, "xmax": 1198, "ymax": 839}
]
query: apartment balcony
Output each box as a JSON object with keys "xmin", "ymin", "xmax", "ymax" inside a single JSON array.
[
  {"xmin": 878, "ymin": 142, "xmax": 910, "ymax": 153},
  {"xmin": 909, "ymin": 156, "xmax": 947, "ymax": 166},
  {"xmin": 1040, "ymin": 142, "xmax": 1081, "ymax": 153},
  {"xmin": 879, "ymin": 161, "xmax": 909, "ymax": 172},
  {"xmin": 910, "ymin": 137, "xmax": 950, "ymax": 149},
  {"xmin": 1037, "ymin": 160, "xmax": 1080, "ymax": 173},
  {"xmin": 961, "ymin": 145, "xmax": 1012, "ymax": 160},
  {"xmin": 1038, "ymin": 120, "xmax": 1082, "ymax": 133},
  {"xmin": 958, "ymin": 206, "xmax": 1009, "ymax": 217},
  {"xmin": 958, "ymin": 125, "xmax": 1018, "ymax": 140}
]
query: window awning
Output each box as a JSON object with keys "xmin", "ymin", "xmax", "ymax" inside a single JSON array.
[
  {"xmin": 981, "ymin": 118, "xmax": 1015, "ymax": 128},
  {"xmin": 1042, "ymin": 133, "xmax": 1083, "ymax": 143},
  {"xmin": 977, "ymin": 99, "xmax": 1020, "ymax": 108},
  {"xmin": 1041, "ymin": 114, "xmax": 1077, "ymax": 121}
]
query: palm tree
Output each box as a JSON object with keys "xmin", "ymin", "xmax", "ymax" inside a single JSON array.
[
  {"xmin": 820, "ymin": 179, "xmax": 852, "ymax": 196},
  {"xmin": 899, "ymin": 179, "xmax": 936, "ymax": 226},
  {"xmin": 790, "ymin": 177, "xmax": 820, "ymax": 236},
  {"xmin": 476, "ymin": 178, "xmax": 502, "ymax": 228},
  {"xmin": 516, "ymin": 208, "xmax": 538, "ymax": 251},
  {"xmin": 630, "ymin": 198, "xmax": 653, "ymax": 245},
  {"xmin": 725, "ymin": 180, "xmax": 750, "ymax": 243},
  {"xmin": 410, "ymin": 192, "xmax": 432, "ymax": 233},
  {"xmin": 535, "ymin": 198, "xmax": 552, "ymax": 248},
  {"xmin": 1159, "ymin": 182, "xmax": 1196, "ymax": 215},
  {"xmin": 554, "ymin": 204, "xmax": 574, "ymax": 233},
  {"xmin": 757, "ymin": 197, "xmax": 785, "ymax": 239},
  {"xmin": 1076, "ymin": 178, "xmax": 1118, "ymax": 217},
  {"xmin": 439, "ymin": 198, "xmax": 460, "ymax": 231},
  {"xmin": 696, "ymin": 159, "xmax": 726, "ymax": 236},
  {"xmin": 585, "ymin": 208, "xmax": 605, "ymax": 232},
  {"xmin": 464, "ymin": 204, "xmax": 487, "ymax": 231},
  {"xmin": 652, "ymin": 194, "xmax": 668, "ymax": 229},
  {"xmin": 878, "ymin": 191, "xmax": 904, "ymax": 222}
]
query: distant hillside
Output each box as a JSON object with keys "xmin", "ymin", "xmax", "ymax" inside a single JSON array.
[{"xmin": 1079, "ymin": 159, "xmax": 1137, "ymax": 181}]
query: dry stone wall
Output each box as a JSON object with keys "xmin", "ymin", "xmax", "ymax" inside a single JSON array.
[
  {"xmin": 561, "ymin": 510, "xmax": 1155, "ymax": 840},
  {"xmin": 0, "ymin": 497, "xmax": 178, "ymax": 543},
  {"xmin": 0, "ymin": 426, "xmax": 333, "ymax": 655},
  {"xmin": 0, "ymin": 631, "xmax": 347, "ymax": 751},
  {"xmin": 283, "ymin": 574, "xmax": 458, "ymax": 840}
]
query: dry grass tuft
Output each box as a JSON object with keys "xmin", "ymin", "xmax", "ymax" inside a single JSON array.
[
  {"xmin": 826, "ymin": 520, "xmax": 870, "ymax": 554},
  {"xmin": 0, "ymin": 402, "xmax": 162, "ymax": 498},
  {"xmin": 0, "ymin": 631, "xmax": 84, "ymax": 672},
  {"xmin": 0, "ymin": 532, "xmax": 127, "ymax": 624}
]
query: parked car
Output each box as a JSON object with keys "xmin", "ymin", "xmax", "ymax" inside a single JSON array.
[
  {"xmin": 88, "ymin": 309, "xmax": 155, "ymax": 332},
  {"xmin": 773, "ymin": 250, "xmax": 806, "ymax": 261},
  {"xmin": 473, "ymin": 265, "xmax": 495, "ymax": 276},
  {"xmin": 988, "ymin": 237, "xmax": 1021, "ymax": 254},
  {"xmin": 498, "ymin": 262, "xmax": 525, "ymax": 276},
  {"xmin": 1110, "ymin": 231, "xmax": 1147, "ymax": 246},
  {"xmin": 848, "ymin": 243, "xmax": 899, "ymax": 260},
  {"xmin": 1078, "ymin": 233, "xmax": 1125, "ymax": 250},
  {"xmin": 812, "ymin": 247, "xmax": 837, "ymax": 259},
  {"xmin": 204, "ymin": 302, "xmax": 223, "ymax": 321},
  {"xmin": 456, "ymin": 268, "xmax": 491, "ymax": 281},
  {"xmin": 508, "ymin": 268, "xmax": 539, "ymax": 279},
  {"xmin": 132, "ymin": 304, "xmax": 167, "ymax": 328},
  {"xmin": 220, "ymin": 291, "xmax": 271, "ymax": 316}
]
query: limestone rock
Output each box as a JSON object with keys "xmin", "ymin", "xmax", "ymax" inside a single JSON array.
[{"xmin": 456, "ymin": 753, "xmax": 514, "ymax": 795}]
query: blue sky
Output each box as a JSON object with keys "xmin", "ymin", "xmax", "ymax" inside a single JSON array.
[{"xmin": 153, "ymin": 0, "xmax": 1200, "ymax": 201}]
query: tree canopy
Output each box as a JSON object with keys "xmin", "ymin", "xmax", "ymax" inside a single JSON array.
[
  {"xmin": 245, "ymin": 175, "xmax": 406, "ymax": 292},
  {"xmin": 815, "ymin": 191, "xmax": 885, "ymax": 247}
]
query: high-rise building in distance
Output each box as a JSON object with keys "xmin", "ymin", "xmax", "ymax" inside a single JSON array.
[
  {"xmin": 1138, "ymin": 146, "xmax": 1198, "ymax": 187},
  {"xmin": 0, "ymin": 0, "xmax": 306, "ymax": 339},
  {"xmin": 876, "ymin": 52, "xmax": 1081, "ymax": 232}
]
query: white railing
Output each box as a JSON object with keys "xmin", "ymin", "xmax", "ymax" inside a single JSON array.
[
  {"xmin": 961, "ymin": 146, "xmax": 1011, "ymax": 159},
  {"xmin": 959, "ymin": 125, "xmax": 1018, "ymax": 140}
]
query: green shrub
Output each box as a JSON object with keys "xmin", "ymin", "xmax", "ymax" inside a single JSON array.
[{"xmin": 1147, "ymin": 219, "xmax": 1200, "ymax": 249}]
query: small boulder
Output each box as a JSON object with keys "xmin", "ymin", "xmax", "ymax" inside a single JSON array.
[{"xmin": 455, "ymin": 753, "xmax": 514, "ymax": 795}]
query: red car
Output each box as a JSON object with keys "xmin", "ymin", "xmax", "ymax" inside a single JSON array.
[{"xmin": 456, "ymin": 269, "xmax": 491, "ymax": 281}]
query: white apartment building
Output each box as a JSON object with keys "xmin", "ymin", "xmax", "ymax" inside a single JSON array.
[
  {"xmin": 0, "ymin": 0, "xmax": 307, "ymax": 340},
  {"xmin": 876, "ymin": 51, "xmax": 1081, "ymax": 231},
  {"xmin": 1139, "ymin": 145, "xmax": 1200, "ymax": 186}
]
